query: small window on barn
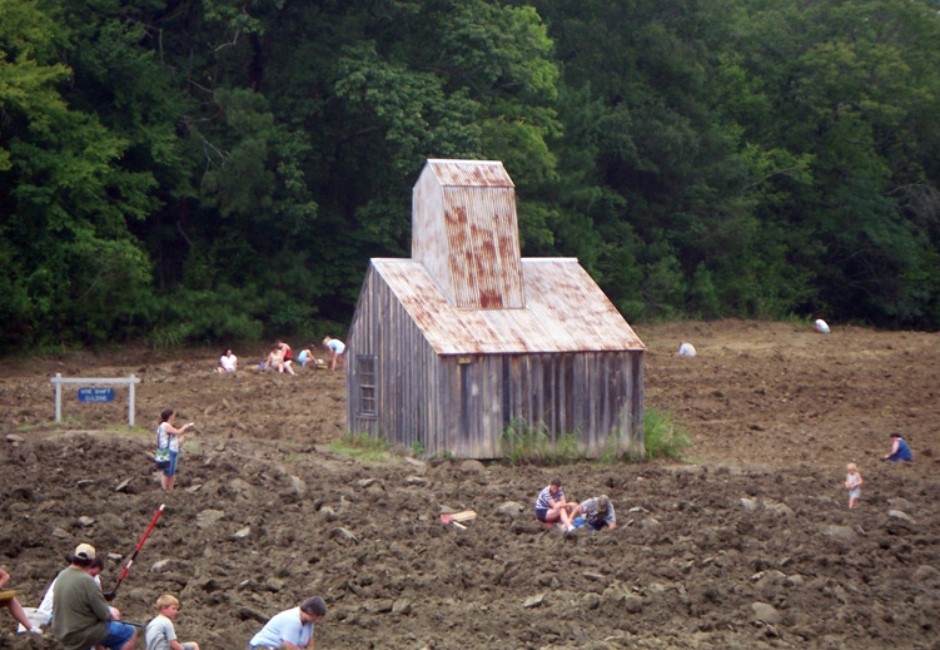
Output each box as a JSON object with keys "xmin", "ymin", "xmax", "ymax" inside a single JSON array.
[{"xmin": 357, "ymin": 355, "xmax": 377, "ymax": 418}]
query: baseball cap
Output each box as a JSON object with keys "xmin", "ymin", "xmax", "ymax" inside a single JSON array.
[{"xmin": 74, "ymin": 543, "xmax": 96, "ymax": 561}]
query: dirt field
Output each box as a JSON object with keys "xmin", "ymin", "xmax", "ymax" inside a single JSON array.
[{"xmin": 1, "ymin": 320, "xmax": 938, "ymax": 649}]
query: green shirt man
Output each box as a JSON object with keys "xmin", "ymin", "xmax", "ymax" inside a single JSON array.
[{"xmin": 52, "ymin": 543, "xmax": 137, "ymax": 650}]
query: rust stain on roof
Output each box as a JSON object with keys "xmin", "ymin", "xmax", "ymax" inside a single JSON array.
[
  {"xmin": 398, "ymin": 158, "xmax": 644, "ymax": 354},
  {"xmin": 425, "ymin": 159, "xmax": 515, "ymax": 188},
  {"xmin": 415, "ymin": 161, "xmax": 523, "ymax": 310},
  {"xmin": 371, "ymin": 258, "xmax": 646, "ymax": 355}
]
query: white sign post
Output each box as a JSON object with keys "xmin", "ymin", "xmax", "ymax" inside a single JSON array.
[{"xmin": 50, "ymin": 373, "xmax": 141, "ymax": 427}]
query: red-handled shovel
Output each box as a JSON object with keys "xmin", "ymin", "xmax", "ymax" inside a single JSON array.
[{"xmin": 104, "ymin": 503, "xmax": 165, "ymax": 601}]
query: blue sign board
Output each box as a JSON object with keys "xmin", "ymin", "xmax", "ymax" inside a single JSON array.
[{"xmin": 78, "ymin": 387, "xmax": 115, "ymax": 403}]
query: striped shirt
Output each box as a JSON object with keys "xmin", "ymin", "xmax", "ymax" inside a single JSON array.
[{"xmin": 535, "ymin": 485, "xmax": 563, "ymax": 510}]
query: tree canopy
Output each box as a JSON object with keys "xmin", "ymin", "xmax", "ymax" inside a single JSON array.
[{"xmin": 2, "ymin": 0, "xmax": 939, "ymax": 351}]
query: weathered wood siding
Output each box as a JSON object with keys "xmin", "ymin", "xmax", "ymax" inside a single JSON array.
[
  {"xmin": 347, "ymin": 265, "xmax": 440, "ymax": 450},
  {"xmin": 348, "ymin": 266, "xmax": 645, "ymax": 458},
  {"xmin": 432, "ymin": 352, "xmax": 643, "ymax": 458}
]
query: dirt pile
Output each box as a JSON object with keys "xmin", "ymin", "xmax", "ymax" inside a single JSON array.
[{"xmin": 1, "ymin": 321, "xmax": 938, "ymax": 649}]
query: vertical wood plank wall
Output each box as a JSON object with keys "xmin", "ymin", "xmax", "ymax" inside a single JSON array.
[
  {"xmin": 435, "ymin": 352, "xmax": 643, "ymax": 458},
  {"xmin": 348, "ymin": 271, "xmax": 644, "ymax": 459},
  {"xmin": 348, "ymin": 268, "xmax": 441, "ymax": 452}
]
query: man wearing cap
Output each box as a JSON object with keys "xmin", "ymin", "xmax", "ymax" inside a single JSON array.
[
  {"xmin": 19, "ymin": 554, "xmax": 111, "ymax": 633},
  {"xmin": 249, "ymin": 597, "xmax": 327, "ymax": 649},
  {"xmin": 574, "ymin": 495, "xmax": 617, "ymax": 531},
  {"xmin": 52, "ymin": 543, "xmax": 137, "ymax": 650}
]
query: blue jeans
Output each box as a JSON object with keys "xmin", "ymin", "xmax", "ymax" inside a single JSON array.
[
  {"xmin": 164, "ymin": 450, "xmax": 179, "ymax": 477},
  {"xmin": 101, "ymin": 620, "xmax": 135, "ymax": 649}
]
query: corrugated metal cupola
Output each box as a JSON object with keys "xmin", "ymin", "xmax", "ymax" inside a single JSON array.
[{"xmin": 412, "ymin": 159, "xmax": 524, "ymax": 310}]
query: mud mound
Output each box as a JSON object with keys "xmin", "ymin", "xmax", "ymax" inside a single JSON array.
[{"xmin": 1, "ymin": 321, "xmax": 939, "ymax": 648}]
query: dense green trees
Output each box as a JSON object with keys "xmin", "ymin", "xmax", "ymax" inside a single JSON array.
[{"xmin": 1, "ymin": 0, "xmax": 938, "ymax": 351}]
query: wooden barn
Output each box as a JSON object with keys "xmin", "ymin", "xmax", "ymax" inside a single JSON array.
[{"xmin": 346, "ymin": 159, "xmax": 646, "ymax": 459}]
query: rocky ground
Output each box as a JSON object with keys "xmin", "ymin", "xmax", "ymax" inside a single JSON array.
[{"xmin": 1, "ymin": 320, "xmax": 938, "ymax": 649}]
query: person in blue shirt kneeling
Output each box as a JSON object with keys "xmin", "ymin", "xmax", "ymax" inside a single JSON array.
[{"xmin": 883, "ymin": 432, "xmax": 913, "ymax": 462}]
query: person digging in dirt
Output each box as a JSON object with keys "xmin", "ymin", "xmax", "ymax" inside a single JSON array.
[
  {"xmin": 0, "ymin": 567, "xmax": 43, "ymax": 635},
  {"xmin": 534, "ymin": 477, "xmax": 577, "ymax": 532},
  {"xmin": 248, "ymin": 596, "xmax": 327, "ymax": 649},
  {"xmin": 145, "ymin": 593, "xmax": 200, "ymax": 650},
  {"xmin": 297, "ymin": 347, "xmax": 325, "ymax": 369},
  {"xmin": 573, "ymin": 494, "xmax": 617, "ymax": 530},
  {"xmin": 261, "ymin": 346, "xmax": 281, "ymax": 371},
  {"xmin": 264, "ymin": 341, "xmax": 296, "ymax": 375},
  {"xmin": 157, "ymin": 408, "xmax": 195, "ymax": 491},
  {"xmin": 297, "ymin": 347, "xmax": 312, "ymax": 367},
  {"xmin": 322, "ymin": 336, "xmax": 346, "ymax": 371},
  {"xmin": 52, "ymin": 544, "xmax": 137, "ymax": 650},
  {"xmin": 883, "ymin": 432, "xmax": 913, "ymax": 462},
  {"xmin": 277, "ymin": 339, "xmax": 296, "ymax": 375},
  {"xmin": 23, "ymin": 555, "xmax": 112, "ymax": 633},
  {"xmin": 844, "ymin": 463, "xmax": 863, "ymax": 509}
]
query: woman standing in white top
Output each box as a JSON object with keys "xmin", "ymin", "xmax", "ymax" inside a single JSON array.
[{"xmin": 157, "ymin": 409, "xmax": 194, "ymax": 491}]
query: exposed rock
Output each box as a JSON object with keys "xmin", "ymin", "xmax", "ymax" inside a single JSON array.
[
  {"xmin": 290, "ymin": 475, "xmax": 307, "ymax": 496},
  {"xmin": 751, "ymin": 601, "xmax": 783, "ymax": 625},
  {"xmin": 763, "ymin": 500, "xmax": 794, "ymax": 518},
  {"xmin": 459, "ymin": 460, "xmax": 485, "ymax": 474},
  {"xmin": 888, "ymin": 509, "xmax": 915, "ymax": 524},
  {"xmin": 392, "ymin": 598, "xmax": 412, "ymax": 615},
  {"xmin": 822, "ymin": 524, "xmax": 858, "ymax": 543},
  {"xmin": 497, "ymin": 501, "xmax": 525, "ymax": 517},
  {"xmin": 196, "ymin": 509, "xmax": 226, "ymax": 529},
  {"xmin": 523, "ymin": 593, "xmax": 545, "ymax": 608}
]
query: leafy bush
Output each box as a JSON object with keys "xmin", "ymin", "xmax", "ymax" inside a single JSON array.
[{"xmin": 643, "ymin": 408, "xmax": 691, "ymax": 460}]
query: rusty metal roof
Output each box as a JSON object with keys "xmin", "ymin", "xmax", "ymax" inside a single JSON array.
[
  {"xmin": 423, "ymin": 159, "xmax": 515, "ymax": 188},
  {"xmin": 370, "ymin": 258, "xmax": 646, "ymax": 355}
]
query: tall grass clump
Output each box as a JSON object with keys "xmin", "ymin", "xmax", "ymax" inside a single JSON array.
[
  {"xmin": 643, "ymin": 408, "xmax": 691, "ymax": 460},
  {"xmin": 501, "ymin": 418, "xmax": 586, "ymax": 465},
  {"xmin": 330, "ymin": 432, "xmax": 390, "ymax": 463}
]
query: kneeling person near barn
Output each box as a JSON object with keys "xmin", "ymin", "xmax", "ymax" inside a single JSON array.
[{"xmin": 574, "ymin": 495, "xmax": 616, "ymax": 530}]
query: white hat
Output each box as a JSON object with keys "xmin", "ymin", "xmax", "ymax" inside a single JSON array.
[{"xmin": 74, "ymin": 543, "xmax": 96, "ymax": 561}]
